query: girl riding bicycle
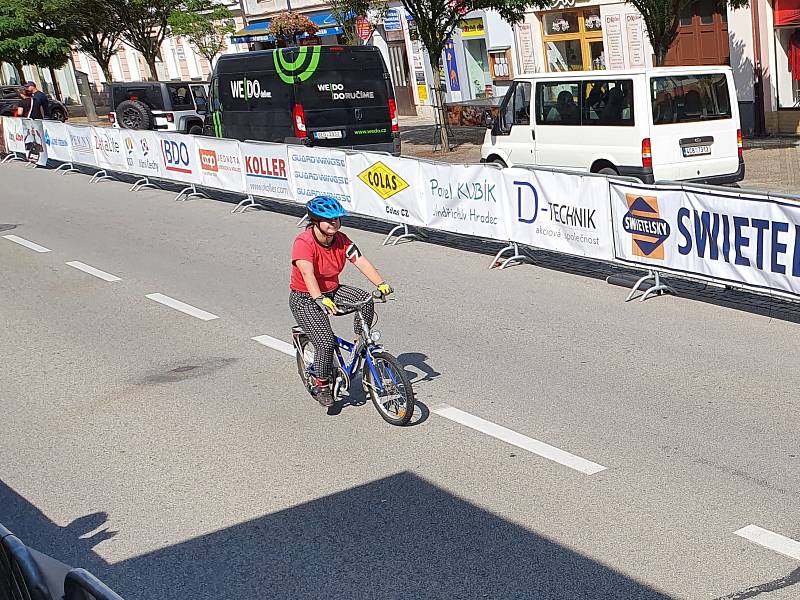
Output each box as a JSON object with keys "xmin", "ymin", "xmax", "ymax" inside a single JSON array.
[{"xmin": 290, "ymin": 195, "xmax": 393, "ymax": 408}]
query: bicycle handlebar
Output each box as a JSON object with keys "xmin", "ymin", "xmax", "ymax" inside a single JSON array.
[{"xmin": 333, "ymin": 290, "xmax": 387, "ymax": 315}]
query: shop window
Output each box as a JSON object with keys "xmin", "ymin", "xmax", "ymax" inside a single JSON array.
[
  {"xmin": 775, "ymin": 28, "xmax": 800, "ymax": 108},
  {"xmin": 536, "ymin": 81, "xmax": 580, "ymax": 124},
  {"xmin": 582, "ymin": 79, "xmax": 634, "ymax": 125},
  {"xmin": 541, "ymin": 8, "xmax": 605, "ymax": 72}
]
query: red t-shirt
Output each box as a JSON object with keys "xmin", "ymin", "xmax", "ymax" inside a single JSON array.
[{"xmin": 290, "ymin": 229, "xmax": 357, "ymax": 293}]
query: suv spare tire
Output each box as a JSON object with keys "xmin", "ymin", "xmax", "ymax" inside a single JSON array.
[{"xmin": 116, "ymin": 100, "xmax": 153, "ymax": 130}]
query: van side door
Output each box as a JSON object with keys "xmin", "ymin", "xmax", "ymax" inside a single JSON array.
[{"xmin": 495, "ymin": 81, "xmax": 534, "ymax": 166}]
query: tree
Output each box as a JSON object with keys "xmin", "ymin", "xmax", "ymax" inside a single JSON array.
[
  {"xmin": 267, "ymin": 11, "xmax": 318, "ymax": 46},
  {"xmin": 0, "ymin": 0, "xmax": 71, "ymax": 84},
  {"xmin": 400, "ymin": 0, "xmax": 545, "ymax": 150},
  {"xmin": 115, "ymin": 0, "xmax": 181, "ymax": 80},
  {"xmin": 168, "ymin": 0, "xmax": 235, "ymax": 66},
  {"xmin": 328, "ymin": 0, "xmax": 387, "ymax": 45},
  {"xmin": 50, "ymin": 0, "xmax": 125, "ymax": 82},
  {"xmin": 625, "ymin": 0, "xmax": 748, "ymax": 65}
]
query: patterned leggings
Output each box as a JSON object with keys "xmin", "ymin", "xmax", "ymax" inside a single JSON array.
[{"xmin": 289, "ymin": 285, "xmax": 374, "ymax": 381}]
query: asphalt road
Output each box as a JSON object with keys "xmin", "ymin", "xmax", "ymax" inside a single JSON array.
[{"xmin": 1, "ymin": 163, "xmax": 798, "ymax": 600}]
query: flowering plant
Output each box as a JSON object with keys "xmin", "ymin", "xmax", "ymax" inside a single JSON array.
[{"xmin": 268, "ymin": 12, "xmax": 319, "ymax": 42}]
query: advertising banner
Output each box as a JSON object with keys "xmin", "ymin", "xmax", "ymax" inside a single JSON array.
[
  {"xmin": 419, "ymin": 162, "xmax": 509, "ymax": 240},
  {"xmin": 43, "ymin": 121, "xmax": 71, "ymax": 163},
  {"xmin": 288, "ymin": 146, "xmax": 351, "ymax": 206},
  {"xmin": 504, "ymin": 168, "xmax": 614, "ymax": 261},
  {"xmin": 66, "ymin": 125, "xmax": 96, "ymax": 166},
  {"xmin": 347, "ymin": 153, "xmax": 426, "ymax": 227},
  {"xmin": 611, "ymin": 182, "xmax": 800, "ymax": 297},
  {"xmin": 21, "ymin": 119, "xmax": 47, "ymax": 166},
  {"xmin": 240, "ymin": 141, "xmax": 292, "ymax": 201},
  {"xmin": 0, "ymin": 117, "xmax": 7, "ymax": 155},
  {"xmin": 194, "ymin": 136, "xmax": 245, "ymax": 193},
  {"xmin": 120, "ymin": 130, "xmax": 163, "ymax": 178},
  {"xmin": 3, "ymin": 117, "xmax": 24, "ymax": 154},
  {"xmin": 92, "ymin": 127, "xmax": 125, "ymax": 171},
  {"xmin": 158, "ymin": 133, "xmax": 200, "ymax": 184}
]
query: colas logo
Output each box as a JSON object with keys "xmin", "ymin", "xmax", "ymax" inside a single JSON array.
[
  {"xmin": 199, "ymin": 149, "xmax": 218, "ymax": 172},
  {"xmin": 622, "ymin": 194, "xmax": 670, "ymax": 259},
  {"xmin": 357, "ymin": 162, "xmax": 408, "ymax": 200}
]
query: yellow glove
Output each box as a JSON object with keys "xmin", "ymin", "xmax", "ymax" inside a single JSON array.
[
  {"xmin": 377, "ymin": 282, "xmax": 393, "ymax": 297},
  {"xmin": 315, "ymin": 296, "xmax": 338, "ymax": 314}
]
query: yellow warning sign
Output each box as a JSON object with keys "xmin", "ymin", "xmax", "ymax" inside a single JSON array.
[{"xmin": 357, "ymin": 161, "xmax": 409, "ymax": 200}]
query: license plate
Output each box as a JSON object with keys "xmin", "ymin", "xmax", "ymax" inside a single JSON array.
[
  {"xmin": 682, "ymin": 145, "xmax": 711, "ymax": 157},
  {"xmin": 314, "ymin": 130, "xmax": 343, "ymax": 140}
]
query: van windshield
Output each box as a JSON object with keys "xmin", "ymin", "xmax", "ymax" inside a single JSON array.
[{"xmin": 651, "ymin": 74, "xmax": 731, "ymax": 125}]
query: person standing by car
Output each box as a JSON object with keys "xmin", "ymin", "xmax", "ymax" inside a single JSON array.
[
  {"xmin": 25, "ymin": 81, "xmax": 49, "ymax": 119},
  {"xmin": 14, "ymin": 87, "xmax": 31, "ymax": 117}
]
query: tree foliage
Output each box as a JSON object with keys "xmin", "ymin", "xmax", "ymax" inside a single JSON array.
[
  {"xmin": 328, "ymin": 0, "xmax": 387, "ymax": 45},
  {"xmin": 114, "ymin": 0, "xmax": 182, "ymax": 80},
  {"xmin": 626, "ymin": 0, "xmax": 748, "ymax": 65},
  {"xmin": 0, "ymin": 0, "xmax": 71, "ymax": 79},
  {"xmin": 267, "ymin": 11, "xmax": 318, "ymax": 45},
  {"xmin": 169, "ymin": 0, "xmax": 235, "ymax": 65}
]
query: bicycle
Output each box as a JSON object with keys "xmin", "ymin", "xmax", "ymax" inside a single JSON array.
[{"xmin": 292, "ymin": 291, "xmax": 415, "ymax": 426}]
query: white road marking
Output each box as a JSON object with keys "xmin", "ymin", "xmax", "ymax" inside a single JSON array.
[
  {"xmin": 735, "ymin": 525, "xmax": 800, "ymax": 561},
  {"xmin": 66, "ymin": 261, "xmax": 121, "ymax": 282},
  {"xmin": 252, "ymin": 335, "xmax": 295, "ymax": 356},
  {"xmin": 145, "ymin": 293, "xmax": 220, "ymax": 321},
  {"xmin": 3, "ymin": 235, "xmax": 51, "ymax": 253},
  {"xmin": 432, "ymin": 404, "xmax": 607, "ymax": 475}
]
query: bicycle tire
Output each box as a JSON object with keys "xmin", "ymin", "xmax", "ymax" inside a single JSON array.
[
  {"xmin": 295, "ymin": 335, "xmax": 315, "ymax": 395},
  {"xmin": 362, "ymin": 351, "xmax": 415, "ymax": 426}
]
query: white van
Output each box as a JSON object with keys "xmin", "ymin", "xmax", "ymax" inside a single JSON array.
[{"xmin": 480, "ymin": 66, "xmax": 744, "ymax": 185}]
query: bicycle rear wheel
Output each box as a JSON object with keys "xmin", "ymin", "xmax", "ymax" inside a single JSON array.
[
  {"xmin": 295, "ymin": 336, "xmax": 315, "ymax": 395},
  {"xmin": 362, "ymin": 351, "xmax": 415, "ymax": 426}
]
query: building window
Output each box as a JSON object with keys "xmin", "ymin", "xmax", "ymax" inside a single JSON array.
[{"xmin": 541, "ymin": 8, "xmax": 605, "ymax": 72}]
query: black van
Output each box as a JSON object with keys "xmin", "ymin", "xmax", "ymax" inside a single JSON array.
[{"xmin": 205, "ymin": 45, "xmax": 400, "ymax": 155}]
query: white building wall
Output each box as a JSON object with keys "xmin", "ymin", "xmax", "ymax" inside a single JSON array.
[{"xmin": 729, "ymin": 6, "xmax": 755, "ymax": 103}]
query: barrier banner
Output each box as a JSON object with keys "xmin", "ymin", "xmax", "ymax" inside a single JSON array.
[
  {"xmin": 20, "ymin": 119, "xmax": 47, "ymax": 166},
  {"xmin": 611, "ymin": 182, "xmax": 800, "ymax": 297},
  {"xmin": 158, "ymin": 133, "xmax": 200, "ymax": 184},
  {"xmin": 288, "ymin": 146, "xmax": 350, "ymax": 206},
  {"xmin": 504, "ymin": 168, "xmax": 614, "ymax": 261},
  {"xmin": 4, "ymin": 117, "xmax": 25, "ymax": 154},
  {"xmin": 240, "ymin": 141, "xmax": 292, "ymax": 201},
  {"xmin": 419, "ymin": 162, "xmax": 509, "ymax": 240},
  {"xmin": 346, "ymin": 153, "xmax": 426, "ymax": 227},
  {"xmin": 66, "ymin": 125, "xmax": 96, "ymax": 167},
  {"xmin": 0, "ymin": 117, "xmax": 7, "ymax": 155},
  {"xmin": 43, "ymin": 121, "xmax": 71, "ymax": 163},
  {"xmin": 92, "ymin": 127, "xmax": 125, "ymax": 171},
  {"xmin": 120, "ymin": 130, "xmax": 163, "ymax": 178},
  {"xmin": 194, "ymin": 136, "xmax": 245, "ymax": 193}
]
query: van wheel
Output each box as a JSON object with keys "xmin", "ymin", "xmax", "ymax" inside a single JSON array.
[
  {"xmin": 491, "ymin": 157, "xmax": 507, "ymax": 168},
  {"xmin": 187, "ymin": 124, "xmax": 203, "ymax": 135},
  {"xmin": 598, "ymin": 167, "xmax": 618, "ymax": 176}
]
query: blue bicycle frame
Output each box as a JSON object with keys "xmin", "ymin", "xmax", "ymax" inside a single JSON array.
[{"xmin": 307, "ymin": 336, "xmax": 389, "ymax": 395}]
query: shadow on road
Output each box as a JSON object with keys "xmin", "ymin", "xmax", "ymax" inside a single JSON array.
[{"xmin": 1, "ymin": 475, "xmax": 677, "ymax": 600}]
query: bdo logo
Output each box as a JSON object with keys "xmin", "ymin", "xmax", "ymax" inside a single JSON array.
[
  {"xmin": 622, "ymin": 194, "xmax": 670, "ymax": 259},
  {"xmin": 161, "ymin": 139, "xmax": 192, "ymax": 174},
  {"xmin": 199, "ymin": 149, "xmax": 218, "ymax": 172}
]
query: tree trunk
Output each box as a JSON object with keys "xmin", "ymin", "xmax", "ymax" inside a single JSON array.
[
  {"xmin": 654, "ymin": 46, "xmax": 667, "ymax": 67},
  {"xmin": 427, "ymin": 58, "xmax": 450, "ymax": 152},
  {"xmin": 100, "ymin": 61, "xmax": 114, "ymax": 83},
  {"xmin": 145, "ymin": 57, "xmax": 159, "ymax": 81},
  {"xmin": 12, "ymin": 62, "xmax": 25, "ymax": 85}
]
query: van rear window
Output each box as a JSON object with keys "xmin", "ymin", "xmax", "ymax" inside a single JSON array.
[{"xmin": 651, "ymin": 74, "xmax": 731, "ymax": 125}]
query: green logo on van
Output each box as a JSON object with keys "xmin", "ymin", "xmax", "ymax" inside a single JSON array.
[
  {"xmin": 273, "ymin": 46, "xmax": 321, "ymax": 85},
  {"xmin": 212, "ymin": 107, "xmax": 224, "ymax": 137}
]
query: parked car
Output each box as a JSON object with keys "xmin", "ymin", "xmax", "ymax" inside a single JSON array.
[
  {"xmin": 108, "ymin": 81, "xmax": 209, "ymax": 134},
  {"xmin": 205, "ymin": 45, "xmax": 401, "ymax": 155},
  {"xmin": 481, "ymin": 65, "xmax": 744, "ymax": 185},
  {"xmin": 0, "ymin": 85, "xmax": 69, "ymax": 121}
]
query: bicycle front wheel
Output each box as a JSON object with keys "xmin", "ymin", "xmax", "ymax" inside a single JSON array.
[{"xmin": 363, "ymin": 351, "xmax": 415, "ymax": 426}]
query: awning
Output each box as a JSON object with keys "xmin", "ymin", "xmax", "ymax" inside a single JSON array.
[
  {"xmin": 775, "ymin": 0, "xmax": 800, "ymax": 26},
  {"xmin": 231, "ymin": 12, "xmax": 343, "ymax": 44}
]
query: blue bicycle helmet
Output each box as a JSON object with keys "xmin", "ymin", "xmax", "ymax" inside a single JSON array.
[{"xmin": 306, "ymin": 195, "xmax": 348, "ymax": 220}]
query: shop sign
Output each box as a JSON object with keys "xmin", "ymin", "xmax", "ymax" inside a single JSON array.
[
  {"xmin": 383, "ymin": 8, "xmax": 403, "ymax": 31},
  {"xmin": 460, "ymin": 18, "xmax": 485, "ymax": 37},
  {"xmin": 356, "ymin": 16, "xmax": 372, "ymax": 40}
]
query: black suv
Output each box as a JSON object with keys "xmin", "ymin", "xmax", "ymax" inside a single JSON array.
[
  {"xmin": 109, "ymin": 81, "xmax": 209, "ymax": 134},
  {"xmin": 0, "ymin": 85, "xmax": 69, "ymax": 121}
]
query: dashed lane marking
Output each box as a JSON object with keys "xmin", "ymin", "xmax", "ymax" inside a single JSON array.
[
  {"xmin": 252, "ymin": 335, "xmax": 295, "ymax": 356},
  {"xmin": 432, "ymin": 404, "xmax": 607, "ymax": 475},
  {"xmin": 66, "ymin": 261, "xmax": 121, "ymax": 282},
  {"xmin": 735, "ymin": 525, "xmax": 800, "ymax": 561},
  {"xmin": 3, "ymin": 235, "xmax": 51, "ymax": 253},
  {"xmin": 145, "ymin": 293, "xmax": 220, "ymax": 321}
]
